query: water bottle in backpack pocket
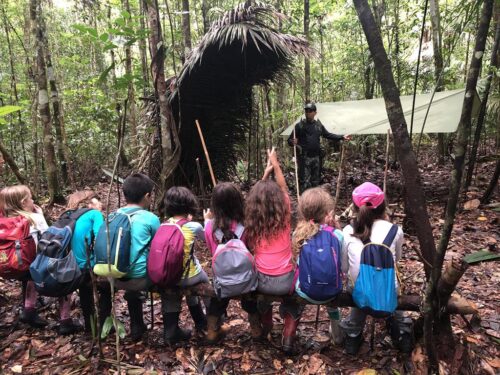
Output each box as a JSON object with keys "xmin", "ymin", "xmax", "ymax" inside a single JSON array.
[
  {"xmin": 29, "ymin": 209, "xmax": 90, "ymax": 297},
  {"xmin": 212, "ymin": 224, "xmax": 257, "ymax": 298},
  {"xmin": 352, "ymin": 224, "xmax": 399, "ymax": 318},
  {"xmin": 0, "ymin": 216, "xmax": 37, "ymax": 280},
  {"xmin": 147, "ymin": 219, "xmax": 190, "ymax": 287},
  {"xmin": 93, "ymin": 208, "xmax": 143, "ymax": 278},
  {"xmin": 297, "ymin": 228, "xmax": 342, "ymax": 302}
]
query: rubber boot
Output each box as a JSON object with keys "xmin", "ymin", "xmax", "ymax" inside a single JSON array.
[
  {"xmin": 127, "ymin": 299, "xmax": 147, "ymax": 342},
  {"xmin": 344, "ymin": 333, "xmax": 363, "ymax": 355},
  {"xmin": 387, "ymin": 318, "xmax": 414, "ymax": 354},
  {"xmin": 188, "ymin": 302, "xmax": 207, "ymax": 334},
  {"xmin": 248, "ymin": 313, "xmax": 263, "ymax": 340},
  {"xmin": 206, "ymin": 315, "xmax": 228, "ymax": 344},
  {"xmin": 163, "ymin": 312, "xmax": 192, "ymax": 345},
  {"xmin": 79, "ymin": 276, "xmax": 95, "ymax": 333},
  {"xmin": 282, "ymin": 313, "xmax": 299, "ymax": 354},
  {"xmin": 20, "ymin": 308, "xmax": 48, "ymax": 328},
  {"xmin": 58, "ymin": 319, "xmax": 83, "ymax": 335},
  {"xmin": 260, "ymin": 308, "xmax": 273, "ymax": 338},
  {"xmin": 98, "ymin": 287, "xmax": 112, "ymax": 330}
]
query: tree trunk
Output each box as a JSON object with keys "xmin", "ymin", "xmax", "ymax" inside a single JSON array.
[
  {"xmin": 139, "ymin": 0, "xmax": 150, "ymax": 96},
  {"xmin": 353, "ymin": 0, "xmax": 436, "ymax": 276},
  {"xmin": 123, "ymin": 0, "xmax": 138, "ymax": 153},
  {"xmin": 304, "ymin": 0, "xmax": 310, "ymax": 100},
  {"xmin": 426, "ymin": 0, "xmax": 493, "ymax": 370},
  {"xmin": 181, "ymin": 0, "xmax": 192, "ymax": 63},
  {"xmin": 429, "ymin": 0, "xmax": 446, "ymax": 165},
  {"xmin": 201, "ymin": 0, "xmax": 209, "ymax": 34},
  {"xmin": 30, "ymin": 0, "xmax": 62, "ymax": 203},
  {"xmin": 465, "ymin": 23, "xmax": 499, "ymax": 192},
  {"xmin": 42, "ymin": 18, "xmax": 73, "ymax": 188},
  {"xmin": 481, "ymin": 158, "xmax": 499, "ymax": 204},
  {"xmin": 0, "ymin": 140, "xmax": 27, "ymax": 184},
  {"xmin": 145, "ymin": 0, "xmax": 181, "ymax": 198}
]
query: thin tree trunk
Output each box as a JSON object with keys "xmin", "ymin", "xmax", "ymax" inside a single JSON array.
[
  {"xmin": 201, "ymin": 0, "xmax": 209, "ymax": 33},
  {"xmin": 181, "ymin": 0, "xmax": 192, "ymax": 63},
  {"xmin": 145, "ymin": 0, "xmax": 181, "ymax": 197},
  {"xmin": 304, "ymin": 0, "xmax": 310, "ymax": 100},
  {"xmin": 139, "ymin": 0, "xmax": 150, "ymax": 96},
  {"xmin": 123, "ymin": 0, "xmax": 138, "ymax": 152},
  {"xmin": 164, "ymin": 0, "xmax": 177, "ymax": 76},
  {"xmin": 429, "ymin": 0, "xmax": 446, "ymax": 165},
  {"xmin": 30, "ymin": 0, "xmax": 61, "ymax": 203},
  {"xmin": 0, "ymin": 140, "xmax": 27, "ymax": 184},
  {"xmin": 481, "ymin": 158, "xmax": 499, "ymax": 204},
  {"xmin": 465, "ymin": 24, "xmax": 499, "ymax": 192},
  {"xmin": 426, "ymin": 0, "xmax": 493, "ymax": 370}
]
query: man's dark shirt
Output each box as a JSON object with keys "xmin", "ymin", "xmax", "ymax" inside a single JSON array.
[{"xmin": 287, "ymin": 119, "xmax": 343, "ymax": 157}]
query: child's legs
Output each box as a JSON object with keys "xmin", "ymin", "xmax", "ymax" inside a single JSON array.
[
  {"xmin": 326, "ymin": 307, "xmax": 340, "ymax": 320},
  {"xmin": 208, "ymin": 297, "xmax": 229, "ymax": 317},
  {"xmin": 389, "ymin": 310, "xmax": 413, "ymax": 334},
  {"xmin": 256, "ymin": 271, "xmax": 296, "ymax": 315},
  {"xmin": 59, "ymin": 295, "xmax": 72, "ymax": 320},
  {"xmin": 241, "ymin": 296, "xmax": 258, "ymax": 315},
  {"xmin": 279, "ymin": 297, "xmax": 303, "ymax": 320},
  {"xmin": 179, "ymin": 270, "xmax": 210, "ymax": 308},
  {"xmin": 79, "ymin": 272, "xmax": 94, "ymax": 318},
  {"xmin": 97, "ymin": 281, "xmax": 112, "ymax": 324},
  {"xmin": 24, "ymin": 280, "xmax": 38, "ymax": 309},
  {"xmin": 340, "ymin": 307, "xmax": 367, "ymax": 337}
]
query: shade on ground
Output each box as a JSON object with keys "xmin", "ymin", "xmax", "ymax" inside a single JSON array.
[{"xmin": 281, "ymin": 89, "xmax": 480, "ymax": 136}]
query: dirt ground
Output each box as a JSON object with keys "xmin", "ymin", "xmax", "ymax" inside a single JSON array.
[{"xmin": 0, "ymin": 145, "xmax": 498, "ymax": 374}]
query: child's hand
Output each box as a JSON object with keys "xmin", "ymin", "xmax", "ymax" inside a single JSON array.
[
  {"xmin": 203, "ymin": 209, "xmax": 213, "ymax": 220},
  {"xmin": 325, "ymin": 210, "xmax": 341, "ymax": 229},
  {"xmin": 267, "ymin": 147, "xmax": 278, "ymax": 166},
  {"xmin": 89, "ymin": 198, "xmax": 103, "ymax": 211}
]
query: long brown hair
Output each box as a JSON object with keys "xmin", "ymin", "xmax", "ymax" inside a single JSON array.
[
  {"xmin": 293, "ymin": 187, "xmax": 334, "ymax": 257},
  {"xmin": 244, "ymin": 180, "xmax": 290, "ymax": 248},
  {"xmin": 352, "ymin": 201, "xmax": 386, "ymax": 242},
  {"xmin": 0, "ymin": 185, "xmax": 36, "ymax": 223},
  {"xmin": 211, "ymin": 182, "xmax": 244, "ymax": 241}
]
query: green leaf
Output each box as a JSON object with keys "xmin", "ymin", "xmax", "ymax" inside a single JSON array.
[
  {"xmin": 101, "ymin": 316, "xmax": 114, "ymax": 339},
  {"xmin": 464, "ymin": 250, "xmax": 500, "ymax": 265},
  {"xmin": 98, "ymin": 62, "xmax": 115, "ymax": 83},
  {"xmin": 0, "ymin": 105, "xmax": 22, "ymax": 117},
  {"xmin": 116, "ymin": 320, "xmax": 126, "ymax": 339},
  {"xmin": 100, "ymin": 33, "xmax": 109, "ymax": 42}
]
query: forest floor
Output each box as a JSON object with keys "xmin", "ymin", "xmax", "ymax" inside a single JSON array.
[{"xmin": 0, "ymin": 145, "xmax": 499, "ymax": 374}]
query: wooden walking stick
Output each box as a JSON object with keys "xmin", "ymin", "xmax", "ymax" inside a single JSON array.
[
  {"xmin": 195, "ymin": 119, "xmax": 217, "ymax": 187},
  {"xmin": 293, "ymin": 127, "xmax": 300, "ymax": 199},
  {"xmin": 383, "ymin": 129, "xmax": 390, "ymax": 195}
]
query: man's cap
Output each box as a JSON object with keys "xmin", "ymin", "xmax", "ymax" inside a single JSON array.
[{"xmin": 304, "ymin": 102, "xmax": 317, "ymax": 111}]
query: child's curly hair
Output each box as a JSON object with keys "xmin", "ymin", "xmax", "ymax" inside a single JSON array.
[
  {"xmin": 244, "ymin": 180, "xmax": 290, "ymax": 249},
  {"xmin": 292, "ymin": 187, "xmax": 334, "ymax": 257}
]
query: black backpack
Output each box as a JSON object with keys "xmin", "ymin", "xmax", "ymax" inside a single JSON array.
[{"xmin": 29, "ymin": 209, "xmax": 91, "ymax": 297}]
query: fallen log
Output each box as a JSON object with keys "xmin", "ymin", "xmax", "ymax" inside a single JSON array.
[{"xmin": 146, "ymin": 282, "xmax": 477, "ymax": 315}]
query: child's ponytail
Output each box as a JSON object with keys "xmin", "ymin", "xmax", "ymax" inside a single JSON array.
[
  {"xmin": 292, "ymin": 221, "xmax": 320, "ymax": 258},
  {"xmin": 351, "ymin": 182, "xmax": 387, "ymax": 242}
]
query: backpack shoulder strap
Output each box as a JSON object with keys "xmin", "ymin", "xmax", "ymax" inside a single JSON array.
[
  {"xmin": 382, "ymin": 224, "xmax": 399, "ymax": 248},
  {"xmin": 233, "ymin": 224, "xmax": 245, "ymax": 239}
]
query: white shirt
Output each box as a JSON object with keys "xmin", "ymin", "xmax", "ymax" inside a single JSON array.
[{"xmin": 341, "ymin": 219, "xmax": 404, "ymax": 290}]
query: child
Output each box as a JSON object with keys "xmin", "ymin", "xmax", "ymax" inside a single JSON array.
[
  {"xmin": 0, "ymin": 185, "xmax": 81, "ymax": 334},
  {"xmin": 292, "ymin": 187, "xmax": 344, "ymax": 345},
  {"xmin": 159, "ymin": 186, "xmax": 208, "ymax": 345},
  {"xmin": 244, "ymin": 148, "xmax": 302, "ymax": 354},
  {"xmin": 340, "ymin": 182, "xmax": 413, "ymax": 354},
  {"xmin": 66, "ymin": 190, "xmax": 104, "ymax": 333},
  {"xmin": 204, "ymin": 182, "xmax": 259, "ymax": 343},
  {"xmin": 97, "ymin": 173, "xmax": 160, "ymax": 342}
]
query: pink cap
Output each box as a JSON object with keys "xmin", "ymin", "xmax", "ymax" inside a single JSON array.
[{"xmin": 352, "ymin": 182, "xmax": 385, "ymax": 209}]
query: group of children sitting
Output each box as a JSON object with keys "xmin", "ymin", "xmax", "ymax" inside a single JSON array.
[{"xmin": 0, "ymin": 148, "xmax": 413, "ymax": 356}]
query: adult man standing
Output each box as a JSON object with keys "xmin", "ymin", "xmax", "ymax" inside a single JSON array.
[{"xmin": 288, "ymin": 103, "xmax": 350, "ymax": 193}]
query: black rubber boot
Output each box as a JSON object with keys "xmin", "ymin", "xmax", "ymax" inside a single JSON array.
[
  {"xmin": 58, "ymin": 319, "xmax": 83, "ymax": 335},
  {"xmin": 163, "ymin": 312, "xmax": 192, "ymax": 345},
  {"xmin": 79, "ymin": 277, "xmax": 95, "ymax": 333},
  {"xmin": 388, "ymin": 318, "xmax": 414, "ymax": 354},
  {"xmin": 188, "ymin": 302, "xmax": 207, "ymax": 333},
  {"xmin": 344, "ymin": 333, "xmax": 363, "ymax": 355},
  {"xmin": 20, "ymin": 308, "xmax": 48, "ymax": 328},
  {"xmin": 127, "ymin": 298, "xmax": 147, "ymax": 342}
]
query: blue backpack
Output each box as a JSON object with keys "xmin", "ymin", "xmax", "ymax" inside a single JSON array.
[
  {"xmin": 93, "ymin": 208, "xmax": 143, "ymax": 278},
  {"xmin": 30, "ymin": 208, "xmax": 90, "ymax": 297},
  {"xmin": 352, "ymin": 224, "xmax": 399, "ymax": 318},
  {"xmin": 297, "ymin": 228, "xmax": 342, "ymax": 302}
]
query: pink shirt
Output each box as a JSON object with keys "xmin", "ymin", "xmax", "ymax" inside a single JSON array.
[
  {"xmin": 253, "ymin": 193, "xmax": 293, "ymax": 276},
  {"xmin": 204, "ymin": 219, "xmax": 246, "ymax": 255}
]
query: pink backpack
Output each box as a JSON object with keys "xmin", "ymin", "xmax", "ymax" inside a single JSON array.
[{"xmin": 148, "ymin": 219, "xmax": 189, "ymax": 287}]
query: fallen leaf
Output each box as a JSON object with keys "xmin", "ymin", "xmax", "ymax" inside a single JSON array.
[
  {"xmin": 477, "ymin": 216, "xmax": 488, "ymax": 221},
  {"xmin": 464, "ymin": 199, "xmax": 480, "ymax": 210},
  {"xmin": 357, "ymin": 369, "xmax": 377, "ymax": 375},
  {"xmin": 273, "ymin": 359, "xmax": 283, "ymax": 370},
  {"xmin": 308, "ymin": 354, "xmax": 324, "ymax": 373},
  {"xmin": 487, "ymin": 358, "xmax": 500, "ymax": 368},
  {"xmin": 465, "ymin": 335, "xmax": 480, "ymax": 344},
  {"xmin": 11, "ymin": 365, "xmax": 22, "ymax": 373},
  {"xmin": 229, "ymin": 319, "xmax": 244, "ymax": 327}
]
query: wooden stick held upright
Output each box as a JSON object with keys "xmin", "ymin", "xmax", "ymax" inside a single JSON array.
[
  {"xmin": 293, "ymin": 127, "xmax": 300, "ymax": 199},
  {"xmin": 195, "ymin": 119, "xmax": 217, "ymax": 187},
  {"xmin": 383, "ymin": 129, "xmax": 390, "ymax": 194},
  {"xmin": 333, "ymin": 143, "xmax": 346, "ymax": 213}
]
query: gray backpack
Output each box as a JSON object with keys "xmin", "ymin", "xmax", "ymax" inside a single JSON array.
[{"xmin": 211, "ymin": 224, "xmax": 257, "ymax": 298}]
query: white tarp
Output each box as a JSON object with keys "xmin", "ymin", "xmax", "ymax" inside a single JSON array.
[{"xmin": 281, "ymin": 89, "xmax": 480, "ymax": 136}]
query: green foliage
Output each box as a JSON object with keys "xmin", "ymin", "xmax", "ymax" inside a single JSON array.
[{"xmin": 464, "ymin": 250, "xmax": 500, "ymax": 265}]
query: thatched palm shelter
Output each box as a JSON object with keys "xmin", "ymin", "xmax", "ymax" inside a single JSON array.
[{"xmin": 137, "ymin": 2, "xmax": 312, "ymax": 191}]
